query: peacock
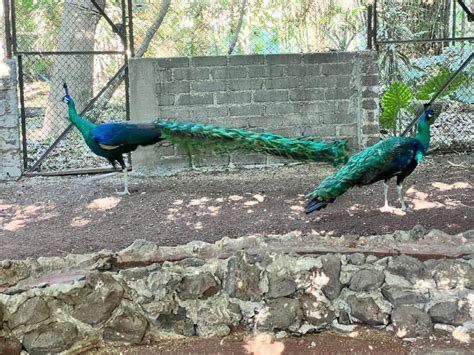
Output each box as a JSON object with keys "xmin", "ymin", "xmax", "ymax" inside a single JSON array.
[
  {"xmin": 304, "ymin": 108, "xmax": 436, "ymax": 214},
  {"xmin": 61, "ymin": 83, "xmax": 347, "ymax": 194}
]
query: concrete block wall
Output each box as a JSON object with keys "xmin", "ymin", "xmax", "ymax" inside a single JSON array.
[
  {"xmin": 0, "ymin": 60, "xmax": 21, "ymax": 180},
  {"xmin": 129, "ymin": 52, "xmax": 380, "ymax": 175}
]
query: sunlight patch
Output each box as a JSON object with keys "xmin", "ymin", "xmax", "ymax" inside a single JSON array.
[
  {"xmin": 70, "ymin": 217, "xmax": 91, "ymax": 227},
  {"xmin": 243, "ymin": 333, "xmax": 285, "ymax": 355},
  {"xmin": 87, "ymin": 197, "xmax": 120, "ymax": 210},
  {"xmin": 229, "ymin": 195, "xmax": 244, "ymax": 201},
  {"xmin": 432, "ymin": 181, "xmax": 471, "ymax": 191}
]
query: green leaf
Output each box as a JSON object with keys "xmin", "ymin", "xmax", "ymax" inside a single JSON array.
[
  {"xmin": 416, "ymin": 69, "xmax": 469, "ymax": 100},
  {"xmin": 381, "ymin": 81, "xmax": 414, "ymax": 129}
]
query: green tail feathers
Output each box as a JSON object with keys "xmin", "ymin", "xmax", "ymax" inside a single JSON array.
[{"xmin": 154, "ymin": 121, "xmax": 348, "ymax": 166}]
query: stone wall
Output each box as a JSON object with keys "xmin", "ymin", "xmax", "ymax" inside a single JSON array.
[
  {"xmin": 0, "ymin": 60, "xmax": 21, "ymax": 180},
  {"xmin": 0, "ymin": 227, "xmax": 472, "ymax": 353},
  {"xmin": 129, "ymin": 52, "xmax": 380, "ymax": 175}
]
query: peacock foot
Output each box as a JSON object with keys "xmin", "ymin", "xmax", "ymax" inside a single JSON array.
[
  {"xmin": 116, "ymin": 190, "xmax": 130, "ymax": 196},
  {"xmin": 380, "ymin": 205, "xmax": 395, "ymax": 213},
  {"xmin": 401, "ymin": 206, "xmax": 413, "ymax": 213}
]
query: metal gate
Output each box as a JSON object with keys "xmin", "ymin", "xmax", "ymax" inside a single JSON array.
[{"xmin": 6, "ymin": 0, "xmax": 133, "ymax": 174}]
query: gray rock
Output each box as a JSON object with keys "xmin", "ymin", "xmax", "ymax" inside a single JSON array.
[
  {"xmin": 393, "ymin": 230, "xmax": 411, "ymax": 242},
  {"xmin": 428, "ymin": 301, "xmax": 471, "ymax": 326},
  {"xmin": 409, "ymin": 224, "xmax": 427, "ymax": 240},
  {"xmin": 0, "ymin": 336, "xmax": 21, "ymax": 355},
  {"xmin": 156, "ymin": 307, "xmax": 195, "ymax": 336},
  {"xmin": 0, "ymin": 303, "xmax": 4, "ymax": 329},
  {"xmin": 349, "ymin": 269, "xmax": 384, "ymax": 291},
  {"xmin": 71, "ymin": 272, "xmax": 124, "ymax": 325},
  {"xmin": 320, "ymin": 255, "xmax": 343, "ymax": 300},
  {"xmin": 381, "ymin": 286, "xmax": 428, "ymax": 306},
  {"xmin": 384, "ymin": 271, "xmax": 411, "ymax": 288},
  {"xmin": 300, "ymin": 293, "xmax": 335, "ymax": 326},
  {"xmin": 391, "ymin": 306, "xmax": 432, "ymax": 338},
  {"xmin": 338, "ymin": 310, "xmax": 352, "ymax": 325},
  {"xmin": 23, "ymin": 322, "xmax": 78, "ymax": 354},
  {"xmin": 432, "ymin": 260, "xmax": 474, "ymax": 289},
  {"xmin": 346, "ymin": 295, "xmax": 389, "ymax": 325},
  {"xmin": 387, "ymin": 255, "xmax": 425, "ymax": 281},
  {"xmin": 7, "ymin": 297, "xmax": 50, "ymax": 329},
  {"xmin": 347, "ymin": 253, "xmax": 365, "ymax": 265},
  {"xmin": 366, "ymin": 255, "xmax": 378, "ymax": 263},
  {"xmin": 266, "ymin": 274, "xmax": 297, "ymax": 299},
  {"xmin": 224, "ymin": 252, "xmax": 262, "ymax": 301},
  {"xmin": 178, "ymin": 272, "xmax": 219, "ymax": 300},
  {"xmin": 103, "ymin": 310, "xmax": 148, "ymax": 344},
  {"xmin": 257, "ymin": 297, "xmax": 302, "ymax": 331}
]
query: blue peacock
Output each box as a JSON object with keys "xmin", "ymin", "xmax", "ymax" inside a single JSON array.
[
  {"xmin": 304, "ymin": 108, "xmax": 436, "ymax": 214},
  {"xmin": 61, "ymin": 83, "xmax": 348, "ymax": 194}
]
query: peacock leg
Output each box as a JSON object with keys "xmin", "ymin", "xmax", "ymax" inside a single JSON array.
[
  {"xmin": 115, "ymin": 158, "xmax": 130, "ymax": 196},
  {"xmin": 397, "ymin": 183, "xmax": 412, "ymax": 212},
  {"xmin": 380, "ymin": 180, "xmax": 395, "ymax": 213}
]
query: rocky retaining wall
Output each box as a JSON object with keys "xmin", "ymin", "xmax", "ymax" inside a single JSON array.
[{"xmin": 0, "ymin": 227, "xmax": 473, "ymax": 353}]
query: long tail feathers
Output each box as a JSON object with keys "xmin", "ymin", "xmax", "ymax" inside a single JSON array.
[{"xmin": 154, "ymin": 121, "xmax": 348, "ymax": 166}]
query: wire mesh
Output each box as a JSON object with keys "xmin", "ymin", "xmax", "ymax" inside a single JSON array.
[
  {"xmin": 131, "ymin": 0, "xmax": 368, "ymax": 57},
  {"xmin": 375, "ymin": 0, "xmax": 473, "ymax": 152},
  {"xmin": 15, "ymin": 0, "xmax": 128, "ymax": 171}
]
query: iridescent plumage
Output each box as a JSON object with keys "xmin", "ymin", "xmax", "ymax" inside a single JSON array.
[{"xmin": 305, "ymin": 109, "xmax": 436, "ymax": 214}]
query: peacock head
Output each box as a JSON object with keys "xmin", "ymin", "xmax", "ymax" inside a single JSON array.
[
  {"xmin": 420, "ymin": 108, "xmax": 435, "ymax": 125},
  {"xmin": 61, "ymin": 94, "xmax": 73, "ymax": 104}
]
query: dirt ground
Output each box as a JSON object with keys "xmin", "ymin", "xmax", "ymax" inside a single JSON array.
[
  {"xmin": 0, "ymin": 153, "xmax": 473, "ymax": 261},
  {"xmin": 89, "ymin": 327, "xmax": 473, "ymax": 354}
]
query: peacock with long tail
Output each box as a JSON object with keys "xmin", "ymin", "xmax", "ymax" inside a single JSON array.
[
  {"xmin": 304, "ymin": 108, "xmax": 436, "ymax": 214},
  {"xmin": 61, "ymin": 83, "xmax": 347, "ymax": 194}
]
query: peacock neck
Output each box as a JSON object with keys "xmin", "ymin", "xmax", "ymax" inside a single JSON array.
[
  {"xmin": 415, "ymin": 120, "xmax": 431, "ymax": 152},
  {"xmin": 67, "ymin": 100, "xmax": 95, "ymax": 135}
]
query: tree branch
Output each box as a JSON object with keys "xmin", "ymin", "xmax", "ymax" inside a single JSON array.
[
  {"xmin": 95, "ymin": 0, "xmax": 172, "ymax": 110},
  {"xmin": 228, "ymin": 0, "xmax": 247, "ymax": 55}
]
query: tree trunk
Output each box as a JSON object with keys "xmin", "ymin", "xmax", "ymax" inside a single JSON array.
[
  {"xmin": 228, "ymin": 0, "xmax": 247, "ymax": 55},
  {"xmin": 40, "ymin": 0, "xmax": 105, "ymax": 138},
  {"xmin": 94, "ymin": 0, "xmax": 172, "ymax": 111}
]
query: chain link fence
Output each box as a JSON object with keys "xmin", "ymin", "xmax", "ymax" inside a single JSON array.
[
  {"xmin": 375, "ymin": 0, "xmax": 473, "ymax": 152},
  {"xmin": 13, "ymin": 0, "xmax": 128, "ymax": 171},
  {"xmin": 131, "ymin": 0, "xmax": 367, "ymax": 57},
  {"xmin": 6, "ymin": 0, "xmax": 474, "ymax": 173}
]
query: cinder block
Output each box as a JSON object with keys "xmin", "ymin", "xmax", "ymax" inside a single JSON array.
[
  {"xmin": 265, "ymin": 78, "xmax": 300, "ymax": 90},
  {"xmin": 265, "ymin": 103, "xmax": 301, "ymax": 115},
  {"xmin": 286, "ymin": 65, "xmax": 320, "ymax": 76},
  {"xmin": 192, "ymin": 80, "xmax": 226, "ymax": 92},
  {"xmin": 266, "ymin": 54, "xmax": 302, "ymax": 65},
  {"xmin": 211, "ymin": 67, "xmax": 247, "ymax": 79},
  {"xmin": 253, "ymin": 90, "xmax": 288, "ymax": 102},
  {"xmin": 155, "ymin": 57, "xmax": 189, "ymax": 68},
  {"xmin": 192, "ymin": 106, "xmax": 229, "ymax": 119},
  {"xmin": 159, "ymin": 107, "xmax": 192, "ymax": 120},
  {"xmin": 158, "ymin": 94, "xmax": 175, "ymax": 106},
  {"xmin": 176, "ymin": 93, "xmax": 214, "ymax": 106},
  {"xmin": 337, "ymin": 124, "xmax": 357, "ymax": 136},
  {"xmin": 321, "ymin": 63, "xmax": 353, "ymax": 76},
  {"xmin": 231, "ymin": 152, "xmax": 267, "ymax": 166},
  {"xmin": 362, "ymin": 99, "xmax": 378, "ymax": 110},
  {"xmin": 229, "ymin": 79, "xmax": 263, "ymax": 91},
  {"xmin": 325, "ymin": 88, "xmax": 353, "ymax": 100},
  {"xmin": 216, "ymin": 92, "xmax": 251, "ymax": 104},
  {"xmin": 211, "ymin": 117, "xmax": 248, "ymax": 128},
  {"xmin": 228, "ymin": 55, "xmax": 264, "ymax": 66},
  {"xmin": 362, "ymin": 75, "xmax": 380, "ymax": 86},
  {"xmin": 160, "ymin": 81, "xmax": 191, "ymax": 94},
  {"xmin": 303, "ymin": 76, "xmax": 336, "ymax": 88},
  {"xmin": 303, "ymin": 53, "xmax": 338, "ymax": 64},
  {"xmin": 229, "ymin": 104, "xmax": 265, "ymax": 117},
  {"xmin": 289, "ymin": 88, "xmax": 325, "ymax": 102},
  {"xmin": 173, "ymin": 68, "xmax": 209, "ymax": 80},
  {"xmin": 191, "ymin": 56, "xmax": 227, "ymax": 67}
]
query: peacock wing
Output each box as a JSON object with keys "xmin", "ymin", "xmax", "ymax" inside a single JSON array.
[
  {"xmin": 91, "ymin": 122, "xmax": 162, "ymax": 148},
  {"xmin": 310, "ymin": 137, "xmax": 417, "ymax": 200}
]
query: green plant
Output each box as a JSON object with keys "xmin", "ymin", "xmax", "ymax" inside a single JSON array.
[{"xmin": 381, "ymin": 81, "xmax": 413, "ymax": 131}]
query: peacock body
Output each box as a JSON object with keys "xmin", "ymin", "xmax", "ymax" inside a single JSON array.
[{"xmin": 305, "ymin": 109, "xmax": 436, "ymax": 214}]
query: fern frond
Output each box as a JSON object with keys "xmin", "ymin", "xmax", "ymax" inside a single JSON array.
[{"xmin": 381, "ymin": 81, "xmax": 414, "ymax": 129}]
